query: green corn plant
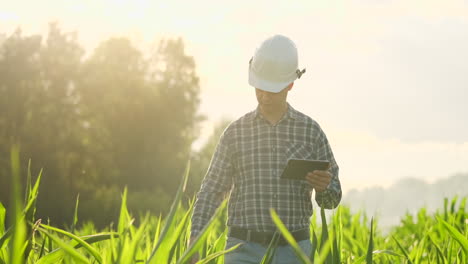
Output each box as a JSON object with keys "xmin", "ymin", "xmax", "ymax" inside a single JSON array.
[
  {"xmin": 438, "ymin": 217, "xmax": 468, "ymax": 256},
  {"xmin": 38, "ymin": 223, "xmax": 103, "ymax": 263},
  {"xmin": 393, "ymin": 234, "xmax": 415, "ymax": 264},
  {"xmin": 8, "ymin": 146, "xmax": 27, "ymax": 264},
  {"xmin": 2, "ymin": 149, "xmax": 467, "ymax": 263},
  {"xmin": 319, "ymin": 207, "xmax": 331, "ymax": 264},
  {"xmin": 146, "ymin": 160, "xmax": 190, "ymax": 263},
  {"xmin": 176, "ymin": 199, "xmax": 229, "ymax": 264},
  {"xmin": 366, "ymin": 218, "xmax": 374, "ymax": 264},
  {"xmin": 270, "ymin": 208, "xmax": 312, "ymax": 264},
  {"xmin": 259, "ymin": 232, "xmax": 280, "ymax": 264}
]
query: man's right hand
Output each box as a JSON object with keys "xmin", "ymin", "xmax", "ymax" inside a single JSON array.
[{"xmin": 305, "ymin": 170, "xmax": 332, "ymax": 193}]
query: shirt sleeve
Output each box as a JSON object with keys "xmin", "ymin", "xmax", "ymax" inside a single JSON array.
[
  {"xmin": 314, "ymin": 126, "xmax": 342, "ymax": 209},
  {"xmin": 191, "ymin": 129, "xmax": 234, "ymax": 238}
]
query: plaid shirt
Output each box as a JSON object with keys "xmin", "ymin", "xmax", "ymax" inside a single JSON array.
[{"xmin": 191, "ymin": 104, "xmax": 341, "ymax": 237}]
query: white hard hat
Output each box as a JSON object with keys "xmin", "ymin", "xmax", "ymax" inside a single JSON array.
[{"xmin": 248, "ymin": 34, "xmax": 306, "ymax": 93}]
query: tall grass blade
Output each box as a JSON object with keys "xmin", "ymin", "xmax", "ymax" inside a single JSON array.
[
  {"xmin": 38, "ymin": 235, "xmax": 47, "ymax": 258},
  {"xmin": 119, "ymin": 216, "xmax": 148, "ymax": 264},
  {"xmin": 47, "ymin": 219, "xmax": 52, "ymax": 254},
  {"xmin": 196, "ymin": 243, "xmax": 242, "ymax": 264},
  {"xmin": 366, "ymin": 218, "xmax": 374, "ymax": 264},
  {"xmin": 314, "ymin": 236, "xmax": 333, "ymax": 264},
  {"xmin": 336, "ymin": 207, "xmax": 343, "ymax": 264},
  {"xmin": 36, "ymin": 233, "xmax": 116, "ymax": 263},
  {"xmin": 354, "ymin": 250, "xmax": 402, "ymax": 263},
  {"xmin": 413, "ymin": 232, "xmax": 429, "ymax": 263},
  {"xmin": 392, "ymin": 235, "xmax": 414, "ymax": 264},
  {"xmin": 176, "ymin": 199, "xmax": 227, "ymax": 264},
  {"xmin": 23, "ymin": 169, "xmax": 41, "ymax": 215},
  {"xmin": 146, "ymin": 160, "xmax": 190, "ymax": 264},
  {"xmin": 456, "ymin": 197, "xmax": 466, "ymax": 228},
  {"xmin": 260, "ymin": 232, "xmax": 280, "ymax": 264},
  {"xmin": 332, "ymin": 219, "xmax": 340, "ymax": 264},
  {"xmin": 118, "ymin": 187, "xmax": 130, "ymax": 235},
  {"xmin": 438, "ymin": 217, "xmax": 468, "ymax": 255},
  {"xmin": 450, "ymin": 196, "xmax": 457, "ymax": 214},
  {"xmin": 24, "ymin": 160, "xmax": 31, "ymax": 205},
  {"xmin": 36, "ymin": 247, "xmax": 64, "ymax": 264},
  {"xmin": 270, "ymin": 209, "xmax": 312, "ymax": 264},
  {"xmin": 71, "ymin": 194, "xmax": 80, "ymax": 233},
  {"xmin": 166, "ymin": 206, "xmax": 193, "ymax": 261},
  {"xmin": 371, "ymin": 250, "xmax": 402, "ymax": 257},
  {"xmin": 80, "ymin": 232, "xmax": 119, "ymax": 245},
  {"xmin": 428, "ymin": 234, "xmax": 447, "ymax": 264},
  {"xmin": 109, "ymin": 224, "xmax": 118, "ymax": 263},
  {"xmin": 0, "ymin": 203, "xmax": 5, "ymax": 237},
  {"xmin": 152, "ymin": 215, "xmax": 162, "ymax": 248},
  {"xmin": 23, "ymin": 168, "xmax": 42, "ymax": 261},
  {"xmin": 0, "ymin": 226, "xmax": 13, "ymax": 253},
  {"xmin": 38, "ymin": 229, "xmax": 90, "ymax": 264},
  {"xmin": 443, "ymin": 198, "xmax": 448, "ymax": 221},
  {"xmin": 310, "ymin": 229, "xmax": 318, "ymax": 262},
  {"xmin": 9, "ymin": 146, "xmax": 27, "ymax": 264},
  {"xmin": 208, "ymin": 223, "xmax": 227, "ymax": 262},
  {"xmin": 39, "ymin": 224, "xmax": 102, "ymax": 263},
  {"xmin": 319, "ymin": 207, "xmax": 332, "ymax": 264}
]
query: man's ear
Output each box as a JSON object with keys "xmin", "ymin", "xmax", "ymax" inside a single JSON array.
[{"xmin": 287, "ymin": 82, "xmax": 294, "ymax": 91}]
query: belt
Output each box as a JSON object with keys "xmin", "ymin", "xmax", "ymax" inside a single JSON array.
[{"xmin": 228, "ymin": 227, "xmax": 310, "ymax": 246}]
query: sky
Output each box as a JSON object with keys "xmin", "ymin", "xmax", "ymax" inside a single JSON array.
[{"xmin": 1, "ymin": 0, "xmax": 467, "ymax": 194}]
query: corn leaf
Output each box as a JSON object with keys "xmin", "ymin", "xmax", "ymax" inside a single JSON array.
[
  {"xmin": 38, "ymin": 230, "xmax": 90, "ymax": 264},
  {"xmin": 366, "ymin": 218, "xmax": 374, "ymax": 264},
  {"xmin": 176, "ymin": 199, "xmax": 227, "ymax": 264},
  {"xmin": 39, "ymin": 224, "xmax": 102, "ymax": 263},
  {"xmin": 9, "ymin": 146, "xmax": 27, "ymax": 264},
  {"xmin": 270, "ymin": 208, "xmax": 312, "ymax": 264},
  {"xmin": 438, "ymin": 217, "xmax": 468, "ymax": 255},
  {"xmin": 147, "ymin": 160, "xmax": 190, "ymax": 263}
]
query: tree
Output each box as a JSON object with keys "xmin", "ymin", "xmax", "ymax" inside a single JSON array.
[
  {"xmin": 0, "ymin": 24, "xmax": 203, "ymax": 227},
  {"xmin": 147, "ymin": 38, "xmax": 203, "ymax": 192},
  {"xmin": 0, "ymin": 23, "xmax": 86, "ymax": 224}
]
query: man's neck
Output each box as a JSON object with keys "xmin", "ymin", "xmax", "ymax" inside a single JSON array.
[{"xmin": 260, "ymin": 103, "xmax": 288, "ymax": 125}]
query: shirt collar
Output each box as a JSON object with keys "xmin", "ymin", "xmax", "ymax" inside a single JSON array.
[{"xmin": 248, "ymin": 103, "xmax": 299, "ymax": 122}]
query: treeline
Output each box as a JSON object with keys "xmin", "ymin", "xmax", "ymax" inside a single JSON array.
[{"xmin": 0, "ymin": 23, "xmax": 210, "ymax": 228}]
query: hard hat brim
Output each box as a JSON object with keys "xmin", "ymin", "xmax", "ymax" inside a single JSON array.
[{"xmin": 248, "ymin": 68, "xmax": 295, "ymax": 93}]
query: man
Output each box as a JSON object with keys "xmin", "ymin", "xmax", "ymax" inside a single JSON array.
[{"xmin": 190, "ymin": 34, "xmax": 341, "ymax": 263}]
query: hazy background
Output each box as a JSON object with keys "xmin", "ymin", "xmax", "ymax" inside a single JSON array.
[{"xmin": 1, "ymin": 0, "xmax": 467, "ymax": 228}]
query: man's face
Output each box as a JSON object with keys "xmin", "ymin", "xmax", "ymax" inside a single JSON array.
[{"xmin": 255, "ymin": 84, "xmax": 292, "ymax": 112}]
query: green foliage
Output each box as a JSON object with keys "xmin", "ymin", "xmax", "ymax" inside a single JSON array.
[
  {"xmin": 0, "ymin": 24, "xmax": 202, "ymax": 227},
  {"xmin": 270, "ymin": 209, "xmax": 312, "ymax": 264},
  {"xmin": 0, "ymin": 155, "xmax": 467, "ymax": 263}
]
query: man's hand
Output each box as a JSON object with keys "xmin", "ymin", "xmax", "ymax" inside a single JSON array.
[{"xmin": 305, "ymin": 170, "xmax": 331, "ymax": 193}]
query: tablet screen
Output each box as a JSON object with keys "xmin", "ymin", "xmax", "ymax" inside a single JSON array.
[{"xmin": 280, "ymin": 159, "xmax": 330, "ymax": 180}]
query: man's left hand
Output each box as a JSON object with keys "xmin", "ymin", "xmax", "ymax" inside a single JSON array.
[{"xmin": 305, "ymin": 170, "xmax": 331, "ymax": 193}]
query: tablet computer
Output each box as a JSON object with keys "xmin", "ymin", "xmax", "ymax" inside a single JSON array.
[{"xmin": 280, "ymin": 159, "xmax": 330, "ymax": 180}]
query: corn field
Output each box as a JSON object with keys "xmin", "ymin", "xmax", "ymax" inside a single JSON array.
[{"xmin": 1, "ymin": 148, "xmax": 467, "ymax": 263}]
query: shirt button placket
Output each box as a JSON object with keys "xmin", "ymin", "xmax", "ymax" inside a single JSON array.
[{"xmin": 272, "ymin": 126, "xmax": 278, "ymax": 155}]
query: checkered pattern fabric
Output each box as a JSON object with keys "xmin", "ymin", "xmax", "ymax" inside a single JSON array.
[{"xmin": 191, "ymin": 104, "xmax": 341, "ymax": 237}]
